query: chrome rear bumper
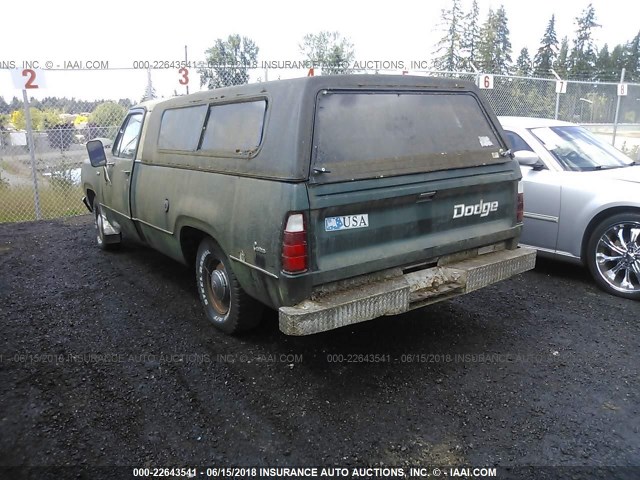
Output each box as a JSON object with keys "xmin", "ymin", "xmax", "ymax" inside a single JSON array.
[{"xmin": 279, "ymin": 247, "xmax": 536, "ymax": 335}]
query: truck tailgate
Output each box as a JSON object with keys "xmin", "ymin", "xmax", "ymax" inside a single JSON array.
[{"xmin": 307, "ymin": 166, "xmax": 520, "ymax": 284}]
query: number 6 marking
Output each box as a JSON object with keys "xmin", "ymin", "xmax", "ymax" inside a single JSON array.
[
  {"xmin": 178, "ymin": 67, "xmax": 189, "ymax": 85},
  {"xmin": 22, "ymin": 69, "xmax": 39, "ymax": 89}
]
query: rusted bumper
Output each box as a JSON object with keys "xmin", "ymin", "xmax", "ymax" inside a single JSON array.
[{"xmin": 279, "ymin": 247, "xmax": 536, "ymax": 335}]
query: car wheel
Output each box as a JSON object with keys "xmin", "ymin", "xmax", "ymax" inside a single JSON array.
[
  {"xmin": 195, "ymin": 237, "xmax": 263, "ymax": 334},
  {"xmin": 586, "ymin": 213, "xmax": 640, "ymax": 300},
  {"xmin": 93, "ymin": 199, "xmax": 120, "ymax": 251}
]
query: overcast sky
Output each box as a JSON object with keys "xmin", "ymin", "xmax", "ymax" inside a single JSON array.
[{"xmin": 2, "ymin": 0, "xmax": 639, "ymax": 101}]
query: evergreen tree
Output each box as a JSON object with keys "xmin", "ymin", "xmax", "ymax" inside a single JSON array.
[
  {"xmin": 624, "ymin": 31, "xmax": 640, "ymax": 81},
  {"xmin": 460, "ymin": 0, "xmax": 481, "ymax": 71},
  {"xmin": 494, "ymin": 6, "xmax": 513, "ymax": 74},
  {"xmin": 9, "ymin": 97, "xmax": 21, "ymax": 113},
  {"xmin": 118, "ymin": 99, "xmax": 134, "ymax": 110},
  {"xmin": 515, "ymin": 48, "xmax": 532, "ymax": 76},
  {"xmin": 594, "ymin": 44, "xmax": 613, "ymax": 81},
  {"xmin": 431, "ymin": 0, "xmax": 465, "ymax": 71},
  {"xmin": 141, "ymin": 69, "xmax": 157, "ymax": 103},
  {"xmin": 554, "ymin": 37, "xmax": 570, "ymax": 77},
  {"xmin": 0, "ymin": 97, "xmax": 9, "ymax": 115},
  {"xmin": 568, "ymin": 3, "xmax": 600, "ymax": 79},
  {"xmin": 610, "ymin": 44, "xmax": 626, "ymax": 72},
  {"xmin": 476, "ymin": 5, "xmax": 512, "ymax": 74},
  {"xmin": 533, "ymin": 15, "xmax": 558, "ymax": 77},
  {"xmin": 477, "ymin": 9, "xmax": 497, "ymax": 72}
]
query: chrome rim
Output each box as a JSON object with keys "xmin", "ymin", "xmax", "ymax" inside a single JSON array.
[
  {"xmin": 595, "ymin": 222, "xmax": 640, "ymax": 293},
  {"xmin": 205, "ymin": 259, "xmax": 230, "ymax": 316}
]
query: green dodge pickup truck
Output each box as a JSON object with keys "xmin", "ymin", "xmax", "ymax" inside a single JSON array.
[{"xmin": 82, "ymin": 74, "xmax": 535, "ymax": 335}]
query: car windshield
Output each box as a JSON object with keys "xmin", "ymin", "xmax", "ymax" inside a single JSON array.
[{"xmin": 529, "ymin": 125, "xmax": 634, "ymax": 171}]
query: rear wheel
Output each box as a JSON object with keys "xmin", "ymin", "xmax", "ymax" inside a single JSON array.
[
  {"xmin": 93, "ymin": 199, "xmax": 120, "ymax": 251},
  {"xmin": 586, "ymin": 213, "xmax": 640, "ymax": 300},
  {"xmin": 195, "ymin": 237, "xmax": 262, "ymax": 334}
]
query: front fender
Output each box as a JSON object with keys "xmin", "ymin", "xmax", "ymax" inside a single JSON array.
[{"xmin": 81, "ymin": 159, "xmax": 102, "ymax": 206}]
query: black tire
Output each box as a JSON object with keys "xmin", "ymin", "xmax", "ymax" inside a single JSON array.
[
  {"xmin": 586, "ymin": 212, "xmax": 640, "ymax": 300},
  {"xmin": 195, "ymin": 237, "xmax": 263, "ymax": 334},
  {"xmin": 93, "ymin": 199, "xmax": 120, "ymax": 251}
]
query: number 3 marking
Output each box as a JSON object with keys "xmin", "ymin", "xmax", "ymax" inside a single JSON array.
[
  {"xmin": 178, "ymin": 68, "xmax": 189, "ymax": 85},
  {"xmin": 22, "ymin": 69, "xmax": 39, "ymax": 89}
]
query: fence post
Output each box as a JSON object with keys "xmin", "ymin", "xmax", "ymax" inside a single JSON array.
[
  {"xmin": 549, "ymin": 69, "xmax": 562, "ymax": 120},
  {"xmin": 612, "ymin": 68, "xmax": 626, "ymax": 147},
  {"xmin": 22, "ymin": 89, "xmax": 42, "ymax": 220}
]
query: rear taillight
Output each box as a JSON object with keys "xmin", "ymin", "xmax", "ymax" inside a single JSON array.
[
  {"xmin": 282, "ymin": 213, "xmax": 308, "ymax": 274},
  {"xmin": 516, "ymin": 182, "xmax": 524, "ymax": 223}
]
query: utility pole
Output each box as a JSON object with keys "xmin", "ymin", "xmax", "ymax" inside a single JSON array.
[{"xmin": 185, "ymin": 45, "xmax": 189, "ymax": 95}]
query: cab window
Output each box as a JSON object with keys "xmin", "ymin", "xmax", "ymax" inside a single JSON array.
[
  {"xmin": 113, "ymin": 113, "xmax": 143, "ymax": 159},
  {"xmin": 200, "ymin": 100, "xmax": 267, "ymax": 155},
  {"xmin": 158, "ymin": 106, "xmax": 208, "ymax": 151}
]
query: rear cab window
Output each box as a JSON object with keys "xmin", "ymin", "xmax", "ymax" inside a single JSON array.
[{"xmin": 311, "ymin": 90, "xmax": 504, "ymax": 182}]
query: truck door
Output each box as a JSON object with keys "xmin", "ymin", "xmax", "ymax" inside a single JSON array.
[{"xmin": 103, "ymin": 110, "xmax": 144, "ymax": 236}]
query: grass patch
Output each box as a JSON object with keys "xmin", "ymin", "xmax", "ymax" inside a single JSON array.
[
  {"xmin": 0, "ymin": 158, "xmax": 23, "ymax": 176},
  {"xmin": 0, "ymin": 184, "xmax": 85, "ymax": 223}
]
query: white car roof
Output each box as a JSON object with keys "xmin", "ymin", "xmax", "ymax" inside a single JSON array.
[{"xmin": 498, "ymin": 116, "xmax": 577, "ymax": 128}]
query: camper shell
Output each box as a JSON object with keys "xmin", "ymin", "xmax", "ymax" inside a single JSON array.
[{"xmin": 82, "ymin": 74, "xmax": 535, "ymax": 335}]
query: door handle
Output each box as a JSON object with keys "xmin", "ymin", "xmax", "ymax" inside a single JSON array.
[
  {"xmin": 123, "ymin": 170, "xmax": 131, "ymax": 175},
  {"xmin": 417, "ymin": 191, "xmax": 437, "ymax": 203}
]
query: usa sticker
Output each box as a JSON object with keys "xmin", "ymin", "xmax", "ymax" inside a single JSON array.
[
  {"xmin": 478, "ymin": 136, "xmax": 493, "ymax": 147},
  {"xmin": 325, "ymin": 214, "xmax": 369, "ymax": 231}
]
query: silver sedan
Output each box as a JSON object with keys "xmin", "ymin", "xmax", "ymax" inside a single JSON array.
[{"xmin": 499, "ymin": 116, "xmax": 640, "ymax": 299}]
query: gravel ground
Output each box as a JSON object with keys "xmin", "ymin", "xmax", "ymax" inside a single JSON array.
[{"xmin": 0, "ymin": 216, "xmax": 639, "ymax": 478}]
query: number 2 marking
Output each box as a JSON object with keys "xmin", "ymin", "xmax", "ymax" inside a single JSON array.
[
  {"xmin": 178, "ymin": 68, "xmax": 189, "ymax": 85},
  {"xmin": 22, "ymin": 69, "xmax": 38, "ymax": 89}
]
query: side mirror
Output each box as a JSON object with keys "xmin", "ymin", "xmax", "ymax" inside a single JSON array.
[
  {"xmin": 87, "ymin": 139, "xmax": 107, "ymax": 167},
  {"xmin": 513, "ymin": 150, "xmax": 545, "ymax": 171}
]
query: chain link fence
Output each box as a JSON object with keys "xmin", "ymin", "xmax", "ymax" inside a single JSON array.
[
  {"xmin": 0, "ymin": 92, "xmax": 129, "ymax": 223},
  {"xmin": 1, "ymin": 67, "xmax": 639, "ymax": 223}
]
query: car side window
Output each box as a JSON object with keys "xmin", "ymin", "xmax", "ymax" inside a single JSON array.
[
  {"xmin": 112, "ymin": 113, "xmax": 143, "ymax": 159},
  {"xmin": 504, "ymin": 130, "xmax": 534, "ymax": 152}
]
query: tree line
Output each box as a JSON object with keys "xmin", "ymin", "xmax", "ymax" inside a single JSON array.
[
  {"xmin": 2, "ymin": 5, "xmax": 638, "ymax": 129},
  {"xmin": 432, "ymin": 1, "xmax": 639, "ymax": 81},
  {"xmin": 0, "ymin": 99, "xmax": 131, "ymax": 131},
  {"xmin": 197, "ymin": 32, "xmax": 356, "ymax": 89},
  {"xmin": 197, "ymin": 4, "xmax": 639, "ymax": 87},
  {"xmin": 0, "ymin": 97, "xmax": 133, "ymax": 116}
]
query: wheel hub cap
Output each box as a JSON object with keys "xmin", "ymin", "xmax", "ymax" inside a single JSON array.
[{"xmin": 210, "ymin": 269, "xmax": 229, "ymax": 302}]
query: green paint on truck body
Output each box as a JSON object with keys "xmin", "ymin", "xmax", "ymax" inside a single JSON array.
[{"xmin": 82, "ymin": 74, "xmax": 529, "ymax": 323}]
